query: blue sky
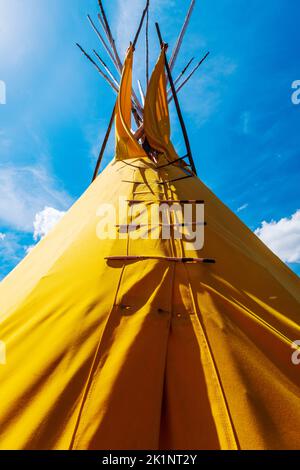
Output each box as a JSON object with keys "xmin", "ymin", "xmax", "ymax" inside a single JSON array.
[{"xmin": 0, "ymin": 0, "xmax": 299, "ymax": 279}]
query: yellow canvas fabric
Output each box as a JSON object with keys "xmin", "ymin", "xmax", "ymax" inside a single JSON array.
[
  {"xmin": 0, "ymin": 49, "xmax": 300, "ymax": 451},
  {"xmin": 143, "ymin": 49, "xmax": 178, "ymax": 161},
  {"xmin": 115, "ymin": 45, "xmax": 147, "ymax": 160},
  {"xmin": 0, "ymin": 155, "xmax": 299, "ymax": 450}
]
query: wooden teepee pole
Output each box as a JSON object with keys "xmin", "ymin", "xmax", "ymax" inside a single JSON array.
[
  {"xmin": 97, "ymin": 1, "xmax": 144, "ymax": 115},
  {"xmin": 137, "ymin": 80, "xmax": 145, "ymax": 106},
  {"xmin": 146, "ymin": 6, "xmax": 150, "ymax": 86},
  {"xmin": 133, "ymin": 0, "xmax": 150, "ymax": 48},
  {"xmin": 91, "ymin": 0, "xmax": 150, "ymax": 183},
  {"xmin": 76, "ymin": 43, "xmax": 119, "ymax": 93},
  {"xmin": 92, "ymin": 104, "xmax": 116, "ymax": 182},
  {"xmin": 168, "ymin": 51, "xmax": 210, "ymax": 102},
  {"xmin": 93, "ymin": 50, "xmax": 120, "ymax": 89},
  {"xmin": 98, "ymin": 0, "xmax": 123, "ymax": 73},
  {"xmin": 167, "ymin": 57, "xmax": 194, "ymax": 94},
  {"xmin": 155, "ymin": 23, "xmax": 197, "ymax": 175},
  {"xmin": 169, "ymin": 0, "xmax": 196, "ymax": 73},
  {"xmin": 87, "ymin": 15, "xmax": 120, "ymax": 73}
]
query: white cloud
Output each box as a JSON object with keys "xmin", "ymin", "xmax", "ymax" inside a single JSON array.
[
  {"xmin": 0, "ymin": 165, "xmax": 72, "ymax": 232},
  {"xmin": 24, "ymin": 206, "xmax": 66, "ymax": 255},
  {"xmin": 237, "ymin": 203, "xmax": 249, "ymax": 213},
  {"xmin": 0, "ymin": 233, "xmax": 6, "ymax": 241},
  {"xmin": 33, "ymin": 206, "xmax": 66, "ymax": 241},
  {"xmin": 240, "ymin": 111, "xmax": 250, "ymax": 135},
  {"xmin": 25, "ymin": 245, "xmax": 35, "ymax": 255},
  {"xmin": 255, "ymin": 210, "xmax": 300, "ymax": 264}
]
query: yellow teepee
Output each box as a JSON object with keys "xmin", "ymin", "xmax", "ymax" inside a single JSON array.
[{"xmin": 1, "ymin": 16, "xmax": 300, "ymax": 452}]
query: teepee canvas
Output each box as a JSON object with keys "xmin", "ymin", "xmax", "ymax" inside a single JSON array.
[{"xmin": 0, "ymin": 0, "xmax": 299, "ymax": 451}]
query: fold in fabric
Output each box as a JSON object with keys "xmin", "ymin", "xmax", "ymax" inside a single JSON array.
[
  {"xmin": 115, "ymin": 45, "xmax": 147, "ymax": 160},
  {"xmin": 143, "ymin": 49, "xmax": 178, "ymax": 161}
]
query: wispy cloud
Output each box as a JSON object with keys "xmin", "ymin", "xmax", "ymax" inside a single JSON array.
[
  {"xmin": 237, "ymin": 203, "xmax": 249, "ymax": 213},
  {"xmin": 0, "ymin": 232, "xmax": 27, "ymax": 280},
  {"xmin": 240, "ymin": 111, "xmax": 250, "ymax": 135},
  {"xmin": 255, "ymin": 209, "xmax": 300, "ymax": 264},
  {"xmin": 0, "ymin": 130, "xmax": 12, "ymax": 152},
  {"xmin": 0, "ymin": 233, "xmax": 22, "ymax": 261},
  {"xmin": 180, "ymin": 55, "xmax": 237, "ymax": 125},
  {"xmin": 0, "ymin": 165, "xmax": 72, "ymax": 232}
]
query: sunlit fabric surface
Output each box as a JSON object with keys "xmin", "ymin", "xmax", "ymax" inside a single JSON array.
[
  {"xmin": 115, "ymin": 45, "xmax": 147, "ymax": 160},
  {"xmin": 144, "ymin": 49, "xmax": 178, "ymax": 161},
  {"xmin": 0, "ymin": 48, "xmax": 299, "ymax": 451}
]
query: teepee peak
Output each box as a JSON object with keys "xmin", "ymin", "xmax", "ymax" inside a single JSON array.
[{"xmin": 78, "ymin": 0, "xmax": 210, "ymax": 181}]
